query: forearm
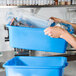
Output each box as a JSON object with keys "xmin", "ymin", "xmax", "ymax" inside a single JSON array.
[{"xmin": 60, "ymin": 31, "xmax": 76, "ymax": 49}]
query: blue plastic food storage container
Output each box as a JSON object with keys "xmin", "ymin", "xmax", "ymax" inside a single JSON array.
[
  {"xmin": 7, "ymin": 24, "xmax": 68, "ymax": 53},
  {"xmin": 3, "ymin": 56, "xmax": 68, "ymax": 76}
]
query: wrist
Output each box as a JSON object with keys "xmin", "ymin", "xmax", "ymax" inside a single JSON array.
[{"xmin": 60, "ymin": 29, "xmax": 69, "ymax": 39}]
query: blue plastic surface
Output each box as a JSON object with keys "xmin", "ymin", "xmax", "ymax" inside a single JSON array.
[
  {"xmin": 3, "ymin": 56, "xmax": 68, "ymax": 76},
  {"xmin": 7, "ymin": 24, "xmax": 68, "ymax": 53}
]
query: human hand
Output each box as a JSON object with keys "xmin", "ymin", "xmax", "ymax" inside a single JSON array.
[
  {"xmin": 50, "ymin": 17, "xmax": 66, "ymax": 23},
  {"xmin": 44, "ymin": 26, "xmax": 67, "ymax": 38}
]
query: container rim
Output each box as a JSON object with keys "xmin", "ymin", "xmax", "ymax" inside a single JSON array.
[{"xmin": 3, "ymin": 56, "xmax": 68, "ymax": 69}]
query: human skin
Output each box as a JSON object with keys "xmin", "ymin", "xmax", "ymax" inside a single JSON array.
[
  {"xmin": 50, "ymin": 17, "xmax": 76, "ymax": 33},
  {"xmin": 44, "ymin": 17, "xmax": 76, "ymax": 49}
]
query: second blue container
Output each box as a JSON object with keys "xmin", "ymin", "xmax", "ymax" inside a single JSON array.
[
  {"xmin": 7, "ymin": 24, "xmax": 67, "ymax": 53},
  {"xmin": 3, "ymin": 56, "xmax": 68, "ymax": 76}
]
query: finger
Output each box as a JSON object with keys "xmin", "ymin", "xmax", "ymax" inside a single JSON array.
[
  {"xmin": 44, "ymin": 27, "xmax": 53, "ymax": 32},
  {"xmin": 55, "ymin": 36, "xmax": 59, "ymax": 38},
  {"xmin": 51, "ymin": 34, "xmax": 59, "ymax": 38},
  {"xmin": 49, "ymin": 19, "xmax": 54, "ymax": 23},
  {"xmin": 45, "ymin": 30, "xmax": 52, "ymax": 35},
  {"xmin": 44, "ymin": 28, "xmax": 49, "ymax": 32},
  {"xmin": 48, "ymin": 33, "xmax": 52, "ymax": 36},
  {"xmin": 50, "ymin": 17, "xmax": 55, "ymax": 20},
  {"xmin": 50, "ymin": 35, "xmax": 55, "ymax": 38},
  {"xmin": 44, "ymin": 27, "xmax": 51, "ymax": 32},
  {"xmin": 44, "ymin": 28, "xmax": 53, "ymax": 35}
]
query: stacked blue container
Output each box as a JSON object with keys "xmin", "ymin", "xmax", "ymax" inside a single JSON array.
[{"xmin": 3, "ymin": 17, "xmax": 74, "ymax": 76}]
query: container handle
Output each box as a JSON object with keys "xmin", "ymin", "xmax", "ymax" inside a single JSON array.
[{"xmin": 4, "ymin": 25, "xmax": 9, "ymax": 42}]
